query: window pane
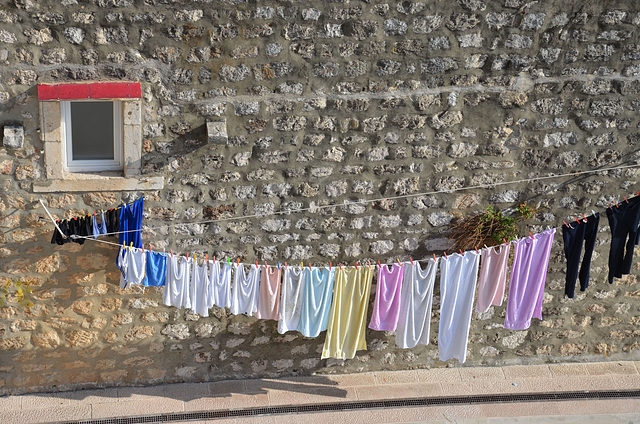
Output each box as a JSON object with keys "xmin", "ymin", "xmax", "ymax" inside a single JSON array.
[{"xmin": 70, "ymin": 101, "xmax": 114, "ymax": 160}]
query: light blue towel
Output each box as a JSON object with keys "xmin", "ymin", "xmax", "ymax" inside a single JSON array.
[
  {"xmin": 144, "ymin": 250, "xmax": 167, "ymax": 287},
  {"xmin": 297, "ymin": 267, "xmax": 336, "ymax": 338}
]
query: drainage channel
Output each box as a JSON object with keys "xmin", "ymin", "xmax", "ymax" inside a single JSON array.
[{"xmin": 68, "ymin": 389, "xmax": 640, "ymax": 424}]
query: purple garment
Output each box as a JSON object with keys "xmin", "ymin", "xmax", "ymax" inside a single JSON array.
[
  {"xmin": 504, "ymin": 229, "xmax": 556, "ymax": 330},
  {"xmin": 369, "ymin": 263, "xmax": 404, "ymax": 331}
]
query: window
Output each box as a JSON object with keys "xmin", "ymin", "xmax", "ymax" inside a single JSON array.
[
  {"xmin": 62, "ymin": 100, "xmax": 123, "ymax": 173},
  {"xmin": 34, "ymin": 82, "xmax": 164, "ymax": 193}
]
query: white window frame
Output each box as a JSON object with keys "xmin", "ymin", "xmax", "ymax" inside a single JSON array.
[{"xmin": 61, "ymin": 100, "xmax": 124, "ymax": 173}]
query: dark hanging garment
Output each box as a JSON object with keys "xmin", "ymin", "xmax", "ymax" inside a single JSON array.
[
  {"xmin": 607, "ymin": 196, "xmax": 640, "ymax": 283},
  {"xmin": 50, "ymin": 219, "xmax": 70, "ymax": 245},
  {"xmin": 83, "ymin": 215, "xmax": 93, "ymax": 239},
  {"xmin": 562, "ymin": 213, "xmax": 599, "ymax": 298},
  {"xmin": 105, "ymin": 208, "xmax": 120, "ymax": 235}
]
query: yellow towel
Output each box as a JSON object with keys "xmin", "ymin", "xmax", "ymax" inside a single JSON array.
[{"xmin": 322, "ymin": 266, "xmax": 373, "ymax": 359}]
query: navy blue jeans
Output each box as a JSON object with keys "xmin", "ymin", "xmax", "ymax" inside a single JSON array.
[
  {"xmin": 562, "ymin": 213, "xmax": 599, "ymax": 298},
  {"xmin": 607, "ymin": 196, "xmax": 640, "ymax": 284}
]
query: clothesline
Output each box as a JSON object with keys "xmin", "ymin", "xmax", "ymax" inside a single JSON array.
[
  {"xmin": 60, "ymin": 162, "xmax": 640, "ymax": 240},
  {"xmin": 72, "ymin": 189, "xmax": 628, "ymax": 269}
]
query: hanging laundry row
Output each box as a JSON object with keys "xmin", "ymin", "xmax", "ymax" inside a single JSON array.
[
  {"xmin": 50, "ymin": 198, "xmax": 144, "ymax": 248},
  {"xmin": 115, "ymin": 227, "xmax": 557, "ymax": 363}
]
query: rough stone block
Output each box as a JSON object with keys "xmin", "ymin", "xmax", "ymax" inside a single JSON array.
[
  {"xmin": 207, "ymin": 119, "xmax": 228, "ymax": 145},
  {"xmin": 3, "ymin": 126, "xmax": 23, "ymax": 148}
]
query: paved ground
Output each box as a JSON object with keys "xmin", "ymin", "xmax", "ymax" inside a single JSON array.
[{"xmin": 1, "ymin": 361, "xmax": 639, "ymax": 423}]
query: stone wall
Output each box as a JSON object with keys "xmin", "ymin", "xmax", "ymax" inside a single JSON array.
[{"xmin": 1, "ymin": 0, "xmax": 640, "ymax": 395}]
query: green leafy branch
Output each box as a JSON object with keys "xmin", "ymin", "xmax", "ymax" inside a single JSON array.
[{"xmin": 0, "ymin": 280, "xmax": 34, "ymax": 308}]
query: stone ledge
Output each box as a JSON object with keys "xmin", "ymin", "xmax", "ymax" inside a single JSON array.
[{"xmin": 32, "ymin": 176, "xmax": 164, "ymax": 193}]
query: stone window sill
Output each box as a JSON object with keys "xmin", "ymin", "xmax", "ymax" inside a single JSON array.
[{"xmin": 32, "ymin": 174, "xmax": 164, "ymax": 193}]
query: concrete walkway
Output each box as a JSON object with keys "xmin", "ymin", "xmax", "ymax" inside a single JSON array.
[{"xmin": 1, "ymin": 361, "xmax": 639, "ymax": 423}]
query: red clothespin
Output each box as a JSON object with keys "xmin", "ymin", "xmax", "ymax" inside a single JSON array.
[
  {"xmin": 459, "ymin": 249, "xmax": 464, "ymax": 256},
  {"xmin": 149, "ymin": 244, "xmax": 152, "ymax": 252},
  {"xmin": 474, "ymin": 246, "xmax": 479, "ymax": 254},
  {"xmin": 608, "ymin": 202, "xmax": 612, "ymax": 209},
  {"xmin": 256, "ymin": 260, "xmax": 258, "ymax": 267},
  {"xmin": 171, "ymin": 249, "xmax": 174, "ymax": 257},
  {"xmin": 410, "ymin": 257, "xmax": 414, "ymax": 265},
  {"xmin": 581, "ymin": 213, "xmax": 587, "ymax": 221},
  {"xmin": 433, "ymin": 253, "xmax": 437, "ymax": 261},
  {"xmin": 624, "ymin": 196, "xmax": 629, "ymax": 203},
  {"xmin": 186, "ymin": 252, "xmax": 189, "ymax": 260},
  {"xmin": 377, "ymin": 260, "xmax": 381, "ymax": 268},
  {"xmin": 339, "ymin": 263, "xmax": 342, "ymax": 271},
  {"xmin": 563, "ymin": 220, "xmax": 570, "ymax": 228},
  {"xmin": 213, "ymin": 256, "xmax": 216, "ymax": 263},
  {"xmin": 615, "ymin": 200, "xmax": 619, "ymax": 208},
  {"xmin": 635, "ymin": 192, "xmax": 639, "ymax": 196},
  {"xmin": 237, "ymin": 258, "xmax": 240, "ymax": 266},
  {"xmin": 575, "ymin": 217, "xmax": 581, "ymax": 224},
  {"xmin": 142, "ymin": 244, "xmax": 145, "ymax": 253},
  {"xmin": 529, "ymin": 232, "xmax": 534, "ymax": 239},
  {"xmin": 503, "ymin": 238, "xmax": 508, "ymax": 245},
  {"xmin": 265, "ymin": 261, "xmax": 268, "ymax": 268},
  {"xmin": 285, "ymin": 261, "xmax": 288, "ymax": 269},
  {"xmin": 206, "ymin": 254, "xmax": 208, "ymax": 262},
  {"xmin": 329, "ymin": 262, "xmax": 331, "ymax": 271},
  {"xmin": 355, "ymin": 261, "xmax": 358, "ymax": 270},
  {"xmin": 309, "ymin": 262, "xmax": 312, "ymax": 270},
  {"xmin": 444, "ymin": 251, "xmax": 448, "ymax": 259}
]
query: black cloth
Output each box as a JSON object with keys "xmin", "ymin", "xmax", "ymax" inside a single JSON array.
[
  {"xmin": 50, "ymin": 220, "xmax": 70, "ymax": 245},
  {"xmin": 105, "ymin": 208, "xmax": 120, "ymax": 234},
  {"xmin": 562, "ymin": 213, "xmax": 599, "ymax": 298},
  {"xmin": 607, "ymin": 196, "xmax": 640, "ymax": 284}
]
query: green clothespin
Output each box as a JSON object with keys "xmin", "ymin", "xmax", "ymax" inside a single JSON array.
[{"xmin": 227, "ymin": 257, "xmax": 230, "ymax": 266}]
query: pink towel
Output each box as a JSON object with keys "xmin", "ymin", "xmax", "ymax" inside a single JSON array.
[
  {"xmin": 475, "ymin": 244, "xmax": 510, "ymax": 313},
  {"xmin": 369, "ymin": 262, "xmax": 404, "ymax": 331},
  {"xmin": 255, "ymin": 265, "xmax": 281, "ymax": 320}
]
